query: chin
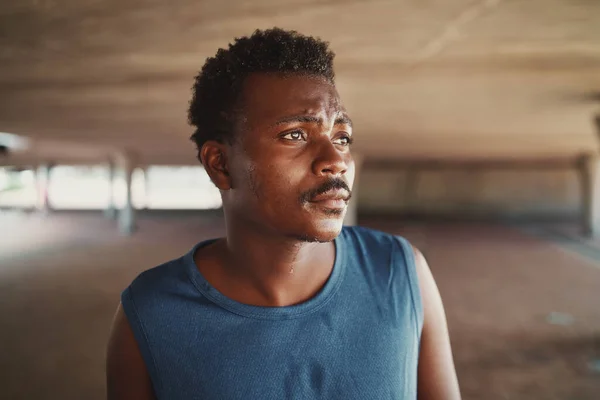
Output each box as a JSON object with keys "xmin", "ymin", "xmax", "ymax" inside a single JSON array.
[{"xmin": 295, "ymin": 216, "xmax": 344, "ymax": 243}]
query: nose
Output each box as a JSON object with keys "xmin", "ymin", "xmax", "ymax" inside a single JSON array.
[{"xmin": 311, "ymin": 139, "xmax": 351, "ymax": 177}]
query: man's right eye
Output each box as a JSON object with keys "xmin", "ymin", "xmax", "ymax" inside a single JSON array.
[{"xmin": 281, "ymin": 131, "xmax": 305, "ymax": 141}]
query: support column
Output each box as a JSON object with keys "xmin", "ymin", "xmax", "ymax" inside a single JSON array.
[
  {"xmin": 142, "ymin": 165, "xmax": 150, "ymax": 210},
  {"xmin": 104, "ymin": 159, "xmax": 117, "ymax": 219},
  {"xmin": 116, "ymin": 151, "xmax": 137, "ymax": 235},
  {"xmin": 343, "ymin": 153, "xmax": 364, "ymax": 226},
  {"xmin": 579, "ymin": 153, "xmax": 600, "ymax": 238},
  {"xmin": 583, "ymin": 114, "xmax": 600, "ymax": 238},
  {"xmin": 35, "ymin": 163, "xmax": 53, "ymax": 214}
]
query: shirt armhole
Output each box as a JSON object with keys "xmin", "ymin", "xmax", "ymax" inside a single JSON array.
[
  {"xmin": 394, "ymin": 236, "xmax": 424, "ymax": 341},
  {"xmin": 121, "ymin": 286, "xmax": 163, "ymax": 398}
]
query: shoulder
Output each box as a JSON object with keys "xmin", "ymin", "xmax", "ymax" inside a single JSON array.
[
  {"xmin": 342, "ymin": 225, "xmax": 424, "ymax": 329},
  {"xmin": 127, "ymin": 256, "xmax": 189, "ymax": 298},
  {"xmin": 106, "ymin": 304, "xmax": 157, "ymax": 400},
  {"xmin": 115, "ymin": 246, "xmax": 210, "ymax": 399},
  {"xmin": 341, "ymin": 225, "xmax": 414, "ymax": 260},
  {"xmin": 340, "ymin": 225, "xmax": 418, "ymax": 284},
  {"xmin": 121, "ymin": 249, "xmax": 200, "ymax": 321}
]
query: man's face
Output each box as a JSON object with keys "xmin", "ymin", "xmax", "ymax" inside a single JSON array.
[{"xmin": 224, "ymin": 73, "xmax": 355, "ymax": 242}]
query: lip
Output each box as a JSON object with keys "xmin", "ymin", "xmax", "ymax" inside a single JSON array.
[
  {"xmin": 309, "ymin": 189, "xmax": 350, "ymax": 207},
  {"xmin": 310, "ymin": 198, "xmax": 347, "ymax": 209}
]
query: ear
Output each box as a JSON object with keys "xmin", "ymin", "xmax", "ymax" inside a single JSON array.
[{"xmin": 201, "ymin": 140, "xmax": 232, "ymax": 190}]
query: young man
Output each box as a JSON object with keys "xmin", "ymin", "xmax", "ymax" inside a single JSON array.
[{"xmin": 106, "ymin": 28, "xmax": 461, "ymax": 399}]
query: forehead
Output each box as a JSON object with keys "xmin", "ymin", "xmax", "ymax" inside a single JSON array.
[{"xmin": 240, "ymin": 73, "xmax": 345, "ymax": 126}]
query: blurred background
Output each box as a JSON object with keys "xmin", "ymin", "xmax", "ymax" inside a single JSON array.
[{"xmin": 1, "ymin": 0, "xmax": 599, "ymax": 399}]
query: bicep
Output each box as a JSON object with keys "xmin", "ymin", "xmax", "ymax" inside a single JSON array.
[
  {"xmin": 106, "ymin": 304, "xmax": 157, "ymax": 400},
  {"xmin": 413, "ymin": 248, "xmax": 461, "ymax": 400}
]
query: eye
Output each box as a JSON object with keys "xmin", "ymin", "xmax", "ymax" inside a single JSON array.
[
  {"xmin": 333, "ymin": 134, "xmax": 353, "ymax": 146},
  {"xmin": 281, "ymin": 130, "xmax": 306, "ymax": 141}
]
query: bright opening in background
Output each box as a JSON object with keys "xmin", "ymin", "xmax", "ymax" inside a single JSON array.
[
  {"xmin": 0, "ymin": 165, "xmax": 222, "ymax": 210},
  {"xmin": 143, "ymin": 166, "xmax": 222, "ymax": 210}
]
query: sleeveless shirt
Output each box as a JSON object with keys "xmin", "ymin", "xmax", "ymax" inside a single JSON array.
[{"xmin": 121, "ymin": 226, "xmax": 423, "ymax": 399}]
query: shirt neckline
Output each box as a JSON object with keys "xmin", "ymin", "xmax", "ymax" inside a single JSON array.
[{"xmin": 183, "ymin": 230, "xmax": 347, "ymax": 320}]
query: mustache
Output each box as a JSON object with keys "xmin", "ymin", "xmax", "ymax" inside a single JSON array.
[{"xmin": 300, "ymin": 178, "xmax": 352, "ymax": 203}]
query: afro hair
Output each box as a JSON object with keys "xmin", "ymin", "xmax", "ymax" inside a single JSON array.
[{"xmin": 188, "ymin": 28, "xmax": 336, "ymax": 162}]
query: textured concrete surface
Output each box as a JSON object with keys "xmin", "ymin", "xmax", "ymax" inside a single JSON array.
[
  {"xmin": 1, "ymin": 0, "xmax": 600, "ymax": 165},
  {"xmin": 1, "ymin": 213, "xmax": 599, "ymax": 399}
]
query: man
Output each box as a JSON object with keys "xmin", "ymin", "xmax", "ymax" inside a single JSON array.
[{"xmin": 106, "ymin": 28, "xmax": 460, "ymax": 399}]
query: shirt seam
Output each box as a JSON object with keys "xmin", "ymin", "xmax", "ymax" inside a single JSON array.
[
  {"xmin": 124, "ymin": 287, "xmax": 164, "ymax": 398},
  {"xmin": 394, "ymin": 236, "xmax": 422, "ymax": 340},
  {"xmin": 184, "ymin": 259, "xmax": 345, "ymax": 321},
  {"xmin": 183, "ymin": 237, "xmax": 346, "ymax": 321}
]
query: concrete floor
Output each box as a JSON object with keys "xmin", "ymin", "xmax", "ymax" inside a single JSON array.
[{"xmin": 1, "ymin": 212, "xmax": 599, "ymax": 399}]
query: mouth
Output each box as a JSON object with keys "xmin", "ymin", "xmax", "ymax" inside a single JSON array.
[{"xmin": 308, "ymin": 189, "xmax": 351, "ymax": 210}]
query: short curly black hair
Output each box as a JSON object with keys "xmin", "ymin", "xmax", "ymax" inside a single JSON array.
[{"xmin": 188, "ymin": 28, "xmax": 336, "ymax": 162}]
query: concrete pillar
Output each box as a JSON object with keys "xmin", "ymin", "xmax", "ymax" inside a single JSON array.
[
  {"xmin": 115, "ymin": 151, "xmax": 137, "ymax": 235},
  {"xmin": 142, "ymin": 166, "xmax": 150, "ymax": 210},
  {"xmin": 35, "ymin": 163, "xmax": 53, "ymax": 214},
  {"xmin": 344, "ymin": 153, "xmax": 364, "ymax": 226},
  {"xmin": 104, "ymin": 159, "xmax": 117, "ymax": 219},
  {"xmin": 583, "ymin": 114, "xmax": 600, "ymax": 237},
  {"xmin": 579, "ymin": 153, "xmax": 600, "ymax": 238}
]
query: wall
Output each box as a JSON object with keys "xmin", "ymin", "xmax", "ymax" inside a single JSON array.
[{"xmin": 358, "ymin": 166, "xmax": 581, "ymax": 220}]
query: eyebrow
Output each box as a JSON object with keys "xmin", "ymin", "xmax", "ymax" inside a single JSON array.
[
  {"xmin": 334, "ymin": 115, "xmax": 353, "ymax": 127},
  {"xmin": 271, "ymin": 114, "xmax": 353, "ymax": 128}
]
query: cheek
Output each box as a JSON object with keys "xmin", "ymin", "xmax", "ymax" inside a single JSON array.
[
  {"xmin": 238, "ymin": 139, "xmax": 306, "ymax": 210},
  {"xmin": 248, "ymin": 161, "xmax": 303, "ymax": 210},
  {"xmin": 254, "ymin": 165, "xmax": 294, "ymax": 200}
]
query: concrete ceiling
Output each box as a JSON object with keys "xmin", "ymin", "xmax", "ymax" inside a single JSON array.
[{"xmin": 1, "ymin": 0, "xmax": 599, "ymax": 166}]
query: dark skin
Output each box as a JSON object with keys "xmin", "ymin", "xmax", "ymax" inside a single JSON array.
[
  {"xmin": 196, "ymin": 73, "xmax": 355, "ymax": 307},
  {"xmin": 106, "ymin": 73, "xmax": 461, "ymax": 399}
]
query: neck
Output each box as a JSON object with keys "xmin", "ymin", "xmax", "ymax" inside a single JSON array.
[{"xmin": 219, "ymin": 214, "xmax": 336, "ymax": 307}]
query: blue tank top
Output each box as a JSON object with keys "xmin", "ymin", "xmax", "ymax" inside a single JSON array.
[{"xmin": 122, "ymin": 226, "xmax": 423, "ymax": 399}]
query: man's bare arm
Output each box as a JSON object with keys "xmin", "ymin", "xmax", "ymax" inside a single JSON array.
[
  {"xmin": 106, "ymin": 304, "xmax": 157, "ymax": 400},
  {"xmin": 414, "ymin": 247, "xmax": 461, "ymax": 400}
]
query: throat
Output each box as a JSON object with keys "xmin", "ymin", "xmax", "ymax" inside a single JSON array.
[{"xmin": 195, "ymin": 238, "xmax": 336, "ymax": 307}]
